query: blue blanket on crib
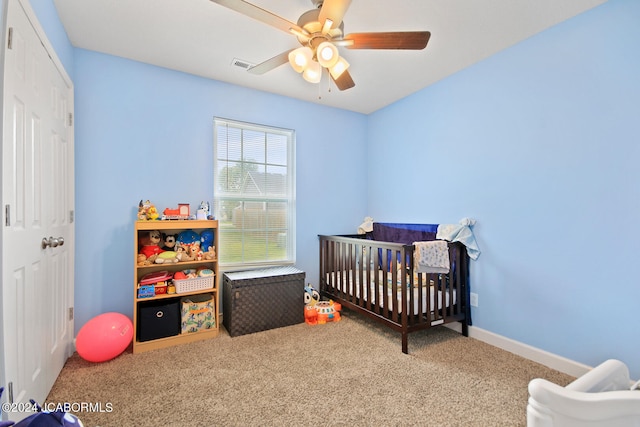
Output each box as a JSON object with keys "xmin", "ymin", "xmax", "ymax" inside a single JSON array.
[
  {"xmin": 371, "ymin": 222, "xmax": 438, "ymax": 244},
  {"xmin": 370, "ymin": 222, "xmax": 437, "ymax": 270}
]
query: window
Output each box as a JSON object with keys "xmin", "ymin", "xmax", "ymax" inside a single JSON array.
[{"xmin": 213, "ymin": 118, "xmax": 295, "ymax": 269}]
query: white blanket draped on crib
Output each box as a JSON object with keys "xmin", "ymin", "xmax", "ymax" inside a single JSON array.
[{"xmin": 413, "ymin": 240, "xmax": 450, "ymax": 274}]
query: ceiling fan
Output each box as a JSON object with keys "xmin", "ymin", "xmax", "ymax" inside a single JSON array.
[{"xmin": 210, "ymin": 0, "xmax": 431, "ymax": 91}]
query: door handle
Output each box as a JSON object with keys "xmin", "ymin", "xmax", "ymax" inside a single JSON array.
[{"xmin": 41, "ymin": 236, "xmax": 65, "ymax": 249}]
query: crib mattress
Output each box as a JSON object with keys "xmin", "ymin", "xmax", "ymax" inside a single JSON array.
[{"xmin": 324, "ymin": 270, "xmax": 456, "ymax": 315}]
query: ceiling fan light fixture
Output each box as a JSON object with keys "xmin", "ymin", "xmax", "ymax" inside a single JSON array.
[
  {"xmin": 317, "ymin": 41, "xmax": 339, "ymax": 68},
  {"xmin": 329, "ymin": 56, "xmax": 350, "ymax": 79},
  {"xmin": 288, "ymin": 46, "xmax": 313, "ymax": 73},
  {"xmin": 302, "ymin": 60, "xmax": 322, "ymax": 83},
  {"xmin": 321, "ymin": 18, "xmax": 333, "ymax": 35},
  {"xmin": 210, "ymin": 0, "xmax": 432, "ymax": 92}
]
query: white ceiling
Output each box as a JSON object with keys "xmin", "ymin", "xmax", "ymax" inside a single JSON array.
[{"xmin": 52, "ymin": 0, "xmax": 607, "ymax": 114}]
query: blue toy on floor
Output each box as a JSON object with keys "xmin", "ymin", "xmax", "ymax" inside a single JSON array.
[{"xmin": 0, "ymin": 387, "xmax": 83, "ymax": 426}]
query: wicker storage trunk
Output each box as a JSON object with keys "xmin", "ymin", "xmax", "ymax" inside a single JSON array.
[{"xmin": 223, "ymin": 266, "xmax": 305, "ymax": 337}]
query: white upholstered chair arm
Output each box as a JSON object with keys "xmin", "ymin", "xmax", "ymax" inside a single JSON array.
[{"xmin": 527, "ymin": 359, "xmax": 640, "ymax": 427}]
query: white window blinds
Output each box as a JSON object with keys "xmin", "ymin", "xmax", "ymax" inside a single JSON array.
[{"xmin": 213, "ymin": 118, "xmax": 296, "ymax": 268}]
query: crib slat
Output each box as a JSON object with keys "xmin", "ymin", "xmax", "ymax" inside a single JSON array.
[{"xmin": 381, "ymin": 249, "xmax": 389, "ymax": 316}]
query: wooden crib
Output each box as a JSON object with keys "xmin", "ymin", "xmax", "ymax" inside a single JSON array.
[{"xmin": 318, "ymin": 228, "xmax": 470, "ymax": 354}]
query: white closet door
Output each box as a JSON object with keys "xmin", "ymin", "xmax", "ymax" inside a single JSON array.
[{"xmin": 1, "ymin": 0, "xmax": 75, "ymax": 420}]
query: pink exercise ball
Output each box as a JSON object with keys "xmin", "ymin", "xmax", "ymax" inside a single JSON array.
[{"xmin": 76, "ymin": 312, "xmax": 133, "ymax": 362}]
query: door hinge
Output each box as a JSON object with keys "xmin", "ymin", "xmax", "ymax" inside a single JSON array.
[
  {"xmin": 68, "ymin": 307, "xmax": 74, "ymax": 321},
  {"xmin": 7, "ymin": 382, "xmax": 13, "ymax": 403},
  {"xmin": 69, "ymin": 210, "xmax": 74, "ymax": 223},
  {"xmin": 5, "ymin": 204, "xmax": 10, "ymax": 226},
  {"xmin": 68, "ymin": 112, "xmax": 73, "ymax": 127},
  {"xmin": 7, "ymin": 27, "xmax": 13, "ymax": 50}
]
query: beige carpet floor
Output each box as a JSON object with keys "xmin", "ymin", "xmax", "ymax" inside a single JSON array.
[{"xmin": 47, "ymin": 311, "xmax": 574, "ymax": 426}]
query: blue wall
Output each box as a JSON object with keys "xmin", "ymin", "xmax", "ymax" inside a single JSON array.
[
  {"xmin": 368, "ymin": 0, "xmax": 640, "ymax": 377},
  {"xmin": 70, "ymin": 50, "xmax": 367, "ymax": 332},
  {"xmin": 30, "ymin": 0, "xmax": 367, "ymax": 339},
  {"xmin": 29, "ymin": 0, "xmax": 640, "ymax": 378}
]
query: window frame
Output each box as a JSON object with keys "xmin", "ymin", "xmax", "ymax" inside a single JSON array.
[{"xmin": 213, "ymin": 117, "xmax": 296, "ymax": 270}]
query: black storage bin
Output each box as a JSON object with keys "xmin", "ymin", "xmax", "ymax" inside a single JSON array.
[
  {"xmin": 223, "ymin": 266, "xmax": 305, "ymax": 337},
  {"xmin": 137, "ymin": 299, "xmax": 180, "ymax": 342}
]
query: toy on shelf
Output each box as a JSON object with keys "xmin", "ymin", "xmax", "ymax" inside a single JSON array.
[
  {"xmin": 137, "ymin": 270, "xmax": 172, "ymax": 298},
  {"xmin": 177, "ymin": 230, "xmax": 200, "ymax": 245},
  {"xmin": 175, "ymin": 241, "xmax": 203, "ymax": 262},
  {"xmin": 162, "ymin": 203, "xmax": 190, "ymax": 220},
  {"xmin": 146, "ymin": 204, "xmax": 159, "ymax": 220},
  {"xmin": 175, "ymin": 243, "xmax": 195, "ymax": 262},
  {"xmin": 175, "ymin": 268, "xmax": 212, "ymax": 279},
  {"xmin": 200, "ymin": 228, "xmax": 216, "ymax": 259},
  {"xmin": 155, "ymin": 234, "xmax": 180, "ymax": 263},
  {"xmin": 200, "ymin": 230, "xmax": 214, "ymax": 254},
  {"xmin": 203, "ymin": 245, "xmax": 216, "ymax": 260},
  {"xmin": 196, "ymin": 201, "xmax": 211, "ymax": 220},
  {"xmin": 137, "ymin": 199, "xmax": 158, "ymax": 221},
  {"xmin": 189, "ymin": 242, "xmax": 203, "ymax": 261},
  {"xmin": 137, "ymin": 253, "xmax": 151, "ymax": 266},
  {"xmin": 196, "ymin": 267, "xmax": 214, "ymax": 277},
  {"xmin": 161, "ymin": 233, "xmax": 178, "ymax": 251},
  {"xmin": 154, "ymin": 251, "xmax": 179, "ymax": 264},
  {"xmin": 139, "ymin": 230, "xmax": 164, "ymax": 263}
]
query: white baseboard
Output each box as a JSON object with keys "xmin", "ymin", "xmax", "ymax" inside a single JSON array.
[{"xmin": 445, "ymin": 323, "xmax": 592, "ymax": 378}]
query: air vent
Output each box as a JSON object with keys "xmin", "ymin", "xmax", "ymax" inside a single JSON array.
[{"xmin": 232, "ymin": 58, "xmax": 255, "ymax": 70}]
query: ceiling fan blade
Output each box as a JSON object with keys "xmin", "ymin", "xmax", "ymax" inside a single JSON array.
[
  {"xmin": 331, "ymin": 69, "xmax": 355, "ymax": 91},
  {"xmin": 210, "ymin": 0, "xmax": 304, "ymax": 35},
  {"xmin": 248, "ymin": 50, "xmax": 292, "ymax": 75},
  {"xmin": 343, "ymin": 31, "xmax": 431, "ymax": 50},
  {"xmin": 318, "ymin": 0, "xmax": 352, "ymax": 31}
]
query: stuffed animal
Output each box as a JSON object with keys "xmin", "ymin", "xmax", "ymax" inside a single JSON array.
[
  {"xmin": 177, "ymin": 230, "xmax": 200, "ymax": 246},
  {"xmin": 188, "ymin": 241, "xmax": 203, "ymax": 261},
  {"xmin": 176, "ymin": 243, "xmax": 194, "ymax": 262},
  {"xmin": 139, "ymin": 230, "xmax": 164, "ymax": 263},
  {"xmin": 146, "ymin": 204, "xmax": 159, "ymax": 221},
  {"xmin": 137, "ymin": 253, "xmax": 152, "ymax": 266},
  {"xmin": 137, "ymin": 199, "xmax": 151, "ymax": 220},
  {"xmin": 155, "ymin": 251, "xmax": 179, "ymax": 264},
  {"xmin": 137, "ymin": 199, "xmax": 159, "ymax": 221},
  {"xmin": 200, "ymin": 230, "xmax": 214, "ymax": 254},
  {"xmin": 203, "ymin": 245, "xmax": 216, "ymax": 260},
  {"xmin": 161, "ymin": 233, "xmax": 178, "ymax": 251}
]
